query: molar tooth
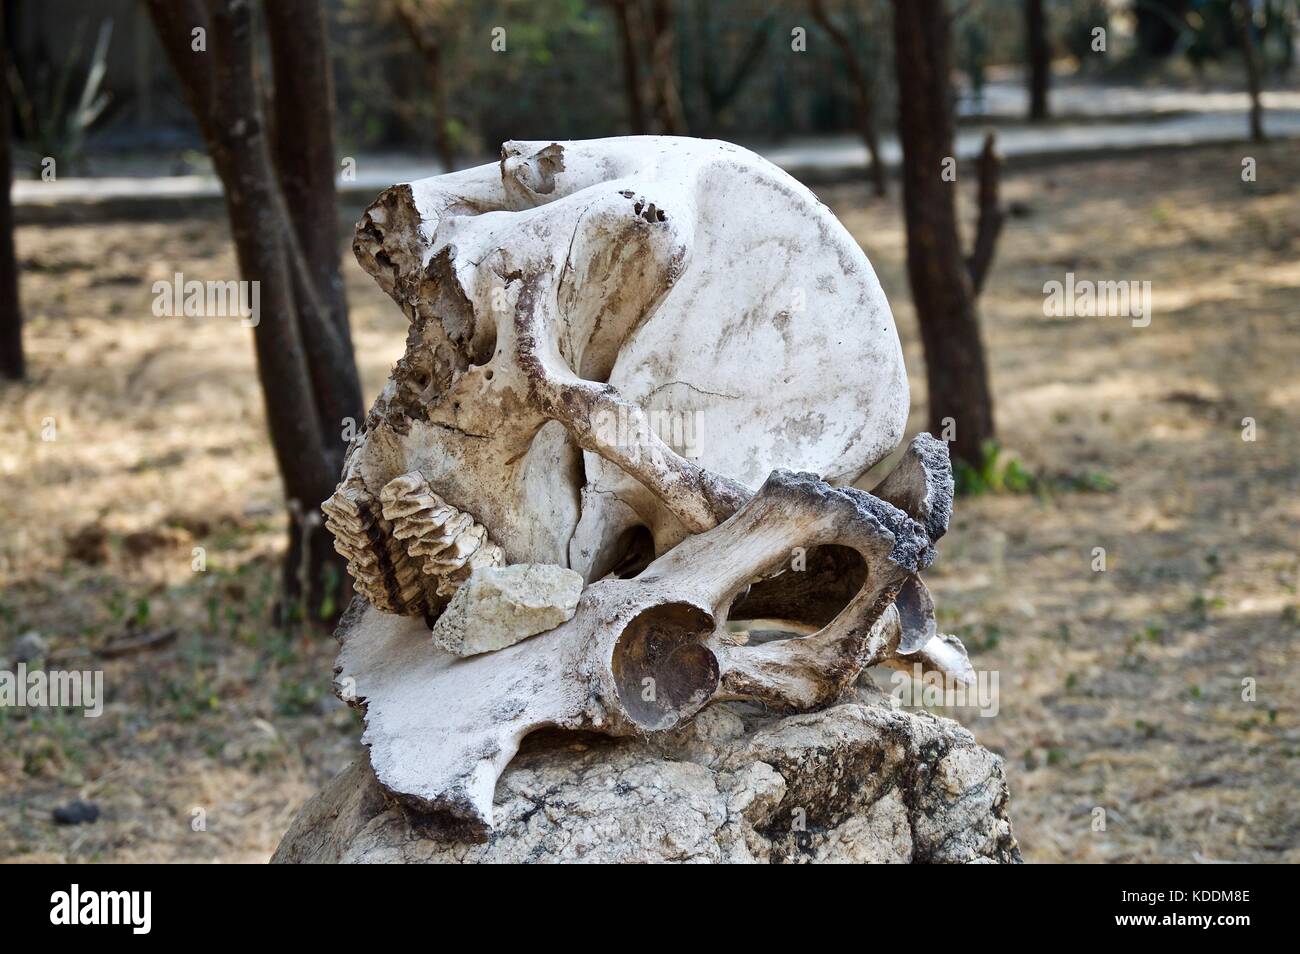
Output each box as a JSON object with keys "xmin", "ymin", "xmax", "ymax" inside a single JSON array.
[
  {"xmin": 324, "ymin": 477, "xmax": 440, "ymax": 616},
  {"xmin": 323, "ymin": 470, "xmax": 509, "ymax": 616},
  {"xmin": 407, "ymin": 512, "xmax": 473, "ymax": 558},
  {"xmin": 373, "ymin": 471, "xmax": 505, "ymax": 605}
]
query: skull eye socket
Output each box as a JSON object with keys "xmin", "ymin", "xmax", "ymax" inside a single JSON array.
[
  {"xmin": 611, "ymin": 602, "xmax": 719, "ymax": 731},
  {"xmin": 727, "ymin": 544, "xmax": 865, "ymax": 632}
]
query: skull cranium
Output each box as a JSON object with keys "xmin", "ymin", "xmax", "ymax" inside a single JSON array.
[
  {"xmin": 327, "ymin": 137, "xmax": 908, "ymax": 614},
  {"xmin": 325, "ymin": 137, "xmax": 970, "ymax": 832}
]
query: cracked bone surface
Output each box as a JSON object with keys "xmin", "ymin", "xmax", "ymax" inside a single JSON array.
[{"xmin": 321, "ymin": 136, "xmax": 990, "ymax": 841}]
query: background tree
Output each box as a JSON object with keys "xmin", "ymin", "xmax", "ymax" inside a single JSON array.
[
  {"xmin": 1235, "ymin": 0, "xmax": 1266, "ymax": 142},
  {"xmin": 809, "ymin": 0, "xmax": 887, "ymax": 196},
  {"xmin": 690, "ymin": 1, "xmax": 773, "ymax": 136},
  {"xmin": 891, "ymin": 0, "xmax": 1000, "ymax": 465},
  {"xmin": 146, "ymin": 0, "xmax": 362, "ymax": 623},
  {"xmin": 605, "ymin": 0, "xmax": 687, "ymax": 134},
  {"xmin": 1134, "ymin": 0, "xmax": 1193, "ymax": 58},
  {"xmin": 1025, "ymin": 0, "xmax": 1050, "ymax": 121},
  {"xmin": 387, "ymin": 0, "xmax": 459, "ymax": 171},
  {"xmin": 605, "ymin": 0, "xmax": 650, "ymax": 132},
  {"xmin": 648, "ymin": 0, "xmax": 688, "ymax": 133},
  {"xmin": 0, "ymin": 9, "xmax": 22, "ymax": 381}
]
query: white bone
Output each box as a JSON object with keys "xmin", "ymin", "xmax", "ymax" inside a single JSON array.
[{"xmin": 333, "ymin": 136, "xmax": 909, "ymax": 614}]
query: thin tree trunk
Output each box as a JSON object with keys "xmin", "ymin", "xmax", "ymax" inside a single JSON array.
[
  {"xmin": 0, "ymin": 8, "xmax": 24, "ymax": 381},
  {"xmin": 967, "ymin": 132, "xmax": 1004, "ymax": 295},
  {"xmin": 810, "ymin": 0, "xmax": 885, "ymax": 197},
  {"xmin": 264, "ymin": 0, "xmax": 361, "ymax": 473},
  {"xmin": 649, "ymin": 0, "xmax": 687, "ymax": 134},
  {"xmin": 390, "ymin": 0, "xmax": 457, "ymax": 170},
  {"xmin": 1236, "ymin": 0, "xmax": 1266, "ymax": 142},
  {"xmin": 696, "ymin": 2, "xmax": 771, "ymax": 137},
  {"xmin": 147, "ymin": 0, "xmax": 358, "ymax": 622},
  {"xmin": 608, "ymin": 0, "xmax": 648, "ymax": 133},
  {"xmin": 891, "ymin": 0, "xmax": 995, "ymax": 465},
  {"xmin": 1025, "ymin": 0, "xmax": 1049, "ymax": 122}
]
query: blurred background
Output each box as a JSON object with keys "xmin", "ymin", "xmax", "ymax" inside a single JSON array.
[{"xmin": 0, "ymin": 0, "xmax": 1296, "ymax": 863}]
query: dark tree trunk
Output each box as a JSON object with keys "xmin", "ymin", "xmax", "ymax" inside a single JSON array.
[
  {"xmin": 0, "ymin": 9, "xmax": 23, "ymax": 381},
  {"xmin": 1135, "ymin": 0, "xmax": 1191, "ymax": 59},
  {"xmin": 648, "ymin": 0, "xmax": 687, "ymax": 134},
  {"xmin": 1236, "ymin": 0, "xmax": 1266, "ymax": 143},
  {"xmin": 146, "ymin": 0, "xmax": 360, "ymax": 623},
  {"xmin": 390, "ymin": 0, "xmax": 457, "ymax": 170},
  {"xmin": 608, "ymin": 0, "xmax": 649, "ymax": 133},
  {"xmin": 695, "ymin": 1, "xmax": 771, "ymax": 138},
  {"xmin": 891, "ymin": 0, "xmax": 995, "ymax": 465},
  {"xmin": 967, "ymin": 132, "xmax": 1005, "ymax": 296},
  {"xmin": 1025, "ymin": 0, "xmax": 1050, "ymax": 122},
  {"xmin": 810, "ymin": 0, "xmax": 885, "ymax": 197}
]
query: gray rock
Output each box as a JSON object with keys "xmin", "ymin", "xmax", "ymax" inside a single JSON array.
[
  {"xmin": 431, "ymin": 564, "xmax": 583, "ymax": 657},
  {"xmin": 273, "ymin": 690, "xmax": 1020, "ymax": 864},
  {"xmin": 13, "ymin": 631, "xmax": 48, "ymax": 664}
]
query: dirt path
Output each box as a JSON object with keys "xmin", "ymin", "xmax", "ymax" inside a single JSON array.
[{"xmin": 2, "ymin": 143, "xmax": 1296, "ymax": 862}]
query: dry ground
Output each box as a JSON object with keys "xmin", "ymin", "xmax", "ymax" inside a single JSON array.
[{"xmin": 1, "ymin": 142, "xmax": 1296, "ymax": 863}]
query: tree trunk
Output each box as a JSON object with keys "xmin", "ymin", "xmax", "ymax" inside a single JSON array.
[
  {"xmin": 891, "ymin": 0, "xmax": 994, "ymax": 465},
  {"xmin": 810, "ymin": 0, "xmax": 885, "ymax": 197},
  {"xmin": 1135, "ymin": 0, "xmax": 1191, "ymax": 59},
  {"xmin": 1236, "ymin": 0, "xmax": 1266, "ymax": 143},
  {"xmin": 146, "ymin": 0, "xmax": 359, "ymax": 623},
  {"xmin": 390, "ymin": 0, "xmax": 457, "ymax": 170},
  {"xmin": 967, "ymin": 132, "xmax": 1004, "ymax": 296},
  {"xmin": 1025, "ymin": 0, "xmax": 1049, "ymax": 122},
  {"xmin": 648, "ymin": 0, "xmax": 687, "ymax": 134},
  {"xmin": 0, "ymin": 9, "xmax": 23, "ymax": 381},
  {"xmin": 608, "ymin": 0, "xmax": 649, "ymax": 133}
]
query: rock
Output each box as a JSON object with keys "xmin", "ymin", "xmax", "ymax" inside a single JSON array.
[
  {"xmin": 13, "ymin": 631, "xmax": 48, "ymax": 664},
  {"xmin": 430, "ymin": 564, "xmax": 583, "ymax": 657},
  {"xmin": 52, "ymin": 800, "xmax": 100, "ymax": 825},
  {"xmin": 273, "ymin": 690, "xmax": 1021, "ymax": 864}
]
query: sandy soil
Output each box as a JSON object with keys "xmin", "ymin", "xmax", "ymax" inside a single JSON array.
[{"xmin": 1, "ymin": 142, "xmax": 1296, "ymax": 863}]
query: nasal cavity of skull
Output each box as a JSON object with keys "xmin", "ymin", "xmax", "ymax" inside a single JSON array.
[
  {"xmin": 612, "ymin": 603, "xmax": 719, "ymax": 731},
  {"xmin": 724, "ymin": 545, "xmax": 867, "ymax": 642}
]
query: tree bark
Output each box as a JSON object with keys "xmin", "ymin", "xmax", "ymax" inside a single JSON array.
[
  {"xmin": 891, "ymin": 0, "xmax": 995, "ymax": 465},
  {"xmin": 648, "ymin": 0, "xmax": 687, "ymax": 134},
  {"xmin": 608, "ymin": 0, "xmax": 649, "ymax": 134},
  {"xmin": 1025, "ymin": 0, "xmax": 1049, "ymax": 122},
  {"xmin": 967, "ymin": 132, "xmax": 1004, "ymax": 296},
  {"xmin": 0, "ymin": 8, "xmax": 24, "ymax": 381},
  {"xmin": 146, "ymin": 0, "xmax": 359, "ymax": 622},
  {"xmin": 809, "ymin": 0, "xmax": 885, "ymax": 197},
  {"xmin": 1235, "ymin": 0, "xmax": 1266, "ymax": 143},
  {"xmin": 694, "ymin": 2, "xmax": 771, "ymax": 137},
  {"xmin": 390, "ymin": 0, "xmax": 458, "ymax": 170}
]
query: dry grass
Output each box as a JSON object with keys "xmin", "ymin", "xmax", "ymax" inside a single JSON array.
[{"xmin": 2, "ymin": 143, "xmax": 1297, "ymax": 862}]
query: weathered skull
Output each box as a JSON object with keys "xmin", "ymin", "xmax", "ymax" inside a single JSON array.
[
  {"xmin": 336, "ymin": 438, "xmax": 969, "ymax": 829},
  {"xmin": 325, "ymin": 138, "xmax": 971, "ymax": 832},
  {"xmin": 326, "ymin": 137, "xmax": 908, "ymax": 617}
]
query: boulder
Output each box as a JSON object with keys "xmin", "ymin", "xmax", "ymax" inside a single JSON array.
[{"xmin": 273, "ymin": 689, "xmax": 1020, "ymax": 864}]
